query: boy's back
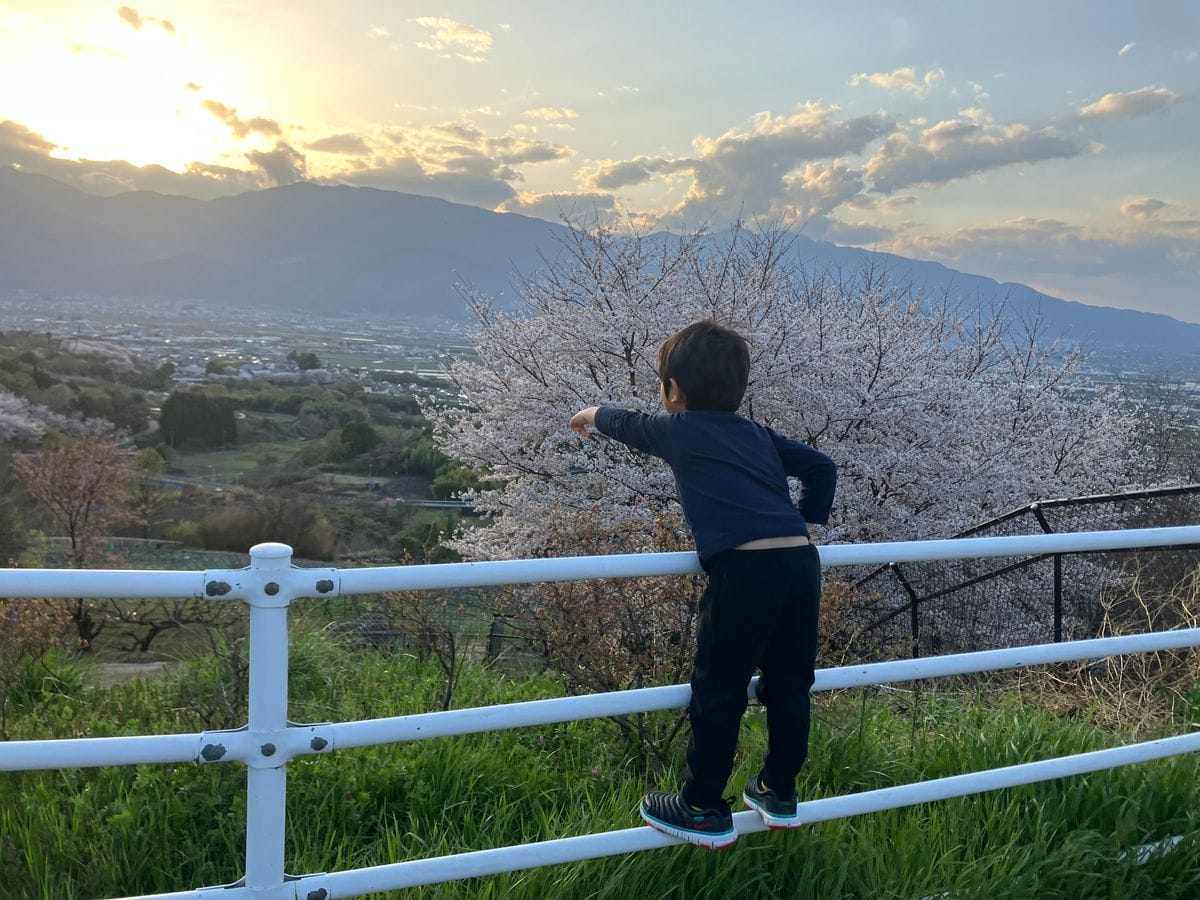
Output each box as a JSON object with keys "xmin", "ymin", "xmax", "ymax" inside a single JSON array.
[{"xmin": 595, "ymin": 407, "xmax": 836, "ymax": 564}]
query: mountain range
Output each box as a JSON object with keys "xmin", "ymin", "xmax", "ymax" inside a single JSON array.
[{"xmin": 1, "ymin": 164, "xmax": 1195, "ymax": 355}]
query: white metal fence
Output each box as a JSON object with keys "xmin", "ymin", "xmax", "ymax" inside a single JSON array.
[{"xmin": 2, "ymin": 525, "xmax": 1200, "ymax": 899}]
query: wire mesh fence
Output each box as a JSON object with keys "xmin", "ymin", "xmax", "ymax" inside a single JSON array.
[
  {"xmin": 844, "ymin": 485, "xmax": 1200, "ymax": 659},
  {"xmin": 315, "ymin": 486, "xmax": 1200, "ymax": 672}
]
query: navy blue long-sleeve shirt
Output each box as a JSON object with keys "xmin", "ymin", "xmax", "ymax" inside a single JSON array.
[{"xmin": 594, "ymin": 406, "xmax": 837, "ymax": 563}]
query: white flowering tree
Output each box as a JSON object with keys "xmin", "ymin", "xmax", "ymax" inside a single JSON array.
[
  {"xmin": 0, "ymin": 389, "xmax": 77, "ymax": 444},
  {"xmin": 421, "ymin": 222, "xmax": 1140, "ymax": 745},
  {"xmin": 426, "ymin": 222, "xmax": 1138, "ymax": 555}
]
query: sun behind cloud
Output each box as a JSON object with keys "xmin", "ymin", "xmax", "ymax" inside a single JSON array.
[{"xmin": 0, "ymin": 7, "xmax": 239, "ymax": 170}]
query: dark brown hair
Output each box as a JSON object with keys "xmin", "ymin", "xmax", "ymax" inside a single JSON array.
[{"xmin": 656, "ymin": 320, "xmax": 750, "ymax": 412}]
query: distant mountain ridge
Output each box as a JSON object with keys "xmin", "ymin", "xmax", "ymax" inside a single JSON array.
[{"xmin": 1, "ymin": 165, "xmax": 1195, "ymax": 354}]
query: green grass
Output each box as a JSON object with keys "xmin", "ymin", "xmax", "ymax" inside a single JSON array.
[
  {"xmin": 170, "ymin": 440, "xmax": 308, "ymax": 478},
  {"xmin": 2, "ymin": 631, "xmax": 1200, "ymax": 898}
]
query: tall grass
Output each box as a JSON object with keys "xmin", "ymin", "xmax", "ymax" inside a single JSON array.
[{"xmin": 2, "ymin": 626, "xmax": 1199, "ymax": 898}]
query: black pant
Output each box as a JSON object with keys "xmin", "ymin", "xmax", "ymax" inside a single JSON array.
[{"xmin": 681, "ymin": 544, "xmax": 821, "ymax": 807}]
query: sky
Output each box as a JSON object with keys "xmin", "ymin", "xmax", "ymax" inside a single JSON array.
[{"xmin": 0, "ymin": 1, "xmax": 1197, "ymax": 322}]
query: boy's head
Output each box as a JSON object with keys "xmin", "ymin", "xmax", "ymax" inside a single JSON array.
[{"xmin": 656, "ymin": 319, "xmax": 750, "ymax": 412}]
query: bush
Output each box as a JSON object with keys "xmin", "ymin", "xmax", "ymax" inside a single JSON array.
[
  {"xmin": 430, "ymin": 465, "xmax": 483, "ymax": 500},
  {"xmin": 166, "ymin": 520, "xmax": 204, "ymax": 547},
  {"xmin": 196, "ymin": 495, "xmax": 337, "ymax": 560},
  {"xmin": 0, "ymin": 599, "xmax": 72, "ymax": 737},
  {"xmin": 160, "ymin": 391, "xmax": 237, "ymax": 447},
  {"xmin": 339, "ymin": 421, "xmax": 380, "ymax": 459}
]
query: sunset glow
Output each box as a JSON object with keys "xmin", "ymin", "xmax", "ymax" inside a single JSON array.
[{"xmin": 1, "ymin": 1, "xmax": 1196, "ymax": 320}]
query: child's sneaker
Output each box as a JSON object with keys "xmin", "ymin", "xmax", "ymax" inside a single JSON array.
[
  {"xmin": 742, "ymin": 775, "xmax": 799, "ymax": 829},
  {"xmin": 639, "ymin": 791, "xmax": 738, "ymax": 849}
]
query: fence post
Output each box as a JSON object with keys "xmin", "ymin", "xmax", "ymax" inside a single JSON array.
[
  {"xmin": 244, "ymin": 542, "xmax": 294, "ymax": 895},
  {"xmin": 487, "ymin": 615, "xmax": 505, "ymax": 663},
  {"xmin": 1031, "ymin": 504, "xmax": 1063, "ymax": 642},
  {"xmin": 1052, "ymin": 555, "xmax": 1063, "ymax": 643},
  {"xmin": 890, "ymin": 563, "xmax": 921, "ymax": 658}
]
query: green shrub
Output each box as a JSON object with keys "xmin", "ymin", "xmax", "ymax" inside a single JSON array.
[
  {"xmin": 196, "ymin": 496, "xmax": 337, "ymax": 560},
  {"xmin": 166, "ymin": 520, "xmax": 204, "ymax": 547}
]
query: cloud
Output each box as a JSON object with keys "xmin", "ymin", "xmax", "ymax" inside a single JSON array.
[
  {"xmin": 966, "ymin": 81, "xmax": 990, "ymax": 101},
  {"xmin": 400, "ymin": 122, "xmax": 571, "ymax": 168},
  {"xmin": 523, "ymin": 107, "xmax": 579, "ymax": 121},
  {"xmin": 597, "ymin": 85, "xmax": 640, "ymax": 99},
  {"xmin": 201, "ymin": 100, "xmax": 282, "ymax": 138},
  {"xmin": 367, "ymin": 25, "xmax": 391, "ymax": 39},
  {"xmin": 586, "ymin": 157, "xmax": 695, "ymax": 190},
  {"xmin": 888, "ymin": 211, "xmax": 1200, "ymax": 280},
  {"xmin": 338, "ymin": 155, "xmax": 517, "ymax": 207},
  {"xmin": 491, "ymin": 139, "xmax": 571, "ymax": 165},
  {"xmin": 421, "ymin": 121, "xmax": 483, "ymax": 143},
  {"xmin": 116, "ymin": 6, "xmax": 175, "ymax": 35},
  {"xmin": 580, "ymin": 104, "xmax": 894, "ymax": 223},
  {"xmin": 184, "ymin": 81, "xmax": 203, "ymax": 91},
  {"xmin": 181, "ymin": 162, "xmax": 261, "ymax": 193},
  {"xmin": 440, "ymin": 149, "xmax": 519, "ymax": 183},
  {"xmin": 426, "ymin": 123, "xmax": 571, "ymax": 163},
  {"xmin": 1120, "ymin": 197, "xmax": 1167, "ymax": 220},
  {"xmin": 323, "ymin": 122, "xmax": 573, "ymax": 208},
  {"xmin": 844, "ymin": 192, "xmax": 918, "ymax": 211},
  {"xmin": 679, "ymin": 105, "xmax": 894, "ymax": 220},
  {"xmin": 247, "ymin": 142, "xmax": 307, "ymax": 186},
  {"xmin": 498, "ymin": 191, "xmax": 616, "ymax": 221},
  {"xmin": 777, "ymin": 161, "xmax": 869, "ymax": 219},
  {"xmin": 0, "ymin": 119, "xmax": 57, "ymax": 158},
  {"xmin": 692, "ymin": 104, "xmax": 893, "ymax": 168},
  {"xmin": 865, "ymin": 111, "xmax": 1081, "ymax": 193},
  {"xmin": 117, "ymin": 7, "xmax": 143, "ymax": 28},
  {"xmin": 849, "ymin": 66, "xmax": 944, "ymax": 97},
  {"xmin": 306, "ymin": 133, "xmax": 371, "ymax": 155},
  {"xmin": 1118, "ymin": 42, "xmax": 1137, "ymax": 56},
  {"xmin": 70, "ymin": 43, "xmax": 127, "ymax": 60},
  {"xmin": 410, "ymin": 16, "xmax": 494, "ymax": 63},
  {"xmin": 1078, "ymin": 86, "xmax": 1183, "ymax": 120},
  {"xmin": 1, "ymin": 120, "xmax": 262, "ymax": 197}
]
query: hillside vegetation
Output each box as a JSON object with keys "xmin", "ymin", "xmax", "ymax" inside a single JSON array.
[
  {"xmin": 0, "ymin": 328, "xmax": 478, "ymax": 662},
  {"xmin": 1, "ymin": 627, "xmax": 1198, "ymax": 898}
]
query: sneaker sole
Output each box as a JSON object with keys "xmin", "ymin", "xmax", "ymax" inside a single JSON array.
[
  {"xmin": 639, "ymin": 808, "xmax": 738, "ymax": 850},
  {"xmin": 742, "ymin": 791, "xmax": 801, "ymax": 830}
]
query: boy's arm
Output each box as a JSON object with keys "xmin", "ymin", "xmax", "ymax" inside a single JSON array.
[
  {"xmin": 768, "ymin": 429, "xmax": 837, "ymax": 526},
  {"xmin": 570, "ymin": 405, "xmax": 675, "ymax": 460}
]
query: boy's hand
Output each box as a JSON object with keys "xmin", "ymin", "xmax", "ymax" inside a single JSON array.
[{"xmin": 570, "ymin": 406, "xmax": 599, "ymax": 437}]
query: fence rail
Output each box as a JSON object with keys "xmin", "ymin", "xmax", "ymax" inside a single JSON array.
[
  {"xmin": 852, "ymin": 484, "xmax": 1200, "ymax": 655},
  {"xmin": 2, "ymin": 525, "xmax": 1200, "ymax": 899}
]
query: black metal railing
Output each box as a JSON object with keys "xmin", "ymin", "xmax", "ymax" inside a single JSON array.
[{"xmin": 848, "ymin": 485, "xmax": 1200, "ymax": 658}]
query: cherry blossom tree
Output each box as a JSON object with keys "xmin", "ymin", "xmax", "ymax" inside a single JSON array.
[
  {"xmin": 422, "ymin": 221, "xmax": 1141, "ymax": 734},
  {"xmin": 13, "ymin": 429, "xmax": 138, "ymax": 648},
  {"xmin": 0, "ymin": 389, "xmax": 75, "ymax": 444},
  {"xmin": 426, "ymin": 221, "xmax": 1139, "ymax": 558}
]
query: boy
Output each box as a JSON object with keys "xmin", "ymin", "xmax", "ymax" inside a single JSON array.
[{"xmin": 569, "ymin": 319, "xmax": 836, "ymax": 850}]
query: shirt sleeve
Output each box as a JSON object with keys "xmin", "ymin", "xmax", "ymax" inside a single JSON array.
[
  {"xmin": 594, "ymin": 406, "xmax": 676, "ymax": 462},
  {"xmin": 767, "ymin": 427, "xmax": 837, "ymax": 526}
]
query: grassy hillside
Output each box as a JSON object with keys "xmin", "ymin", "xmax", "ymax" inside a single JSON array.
[{"xmin": 2, "ymin": 626, "xmax": 1198, "ymax": 898}]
